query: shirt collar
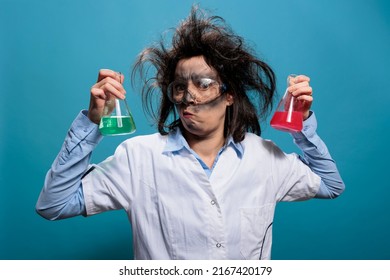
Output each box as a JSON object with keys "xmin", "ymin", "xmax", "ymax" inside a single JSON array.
[{"xmin": 163, "ymin": 128, "xmax": 243, "ymax": 158}]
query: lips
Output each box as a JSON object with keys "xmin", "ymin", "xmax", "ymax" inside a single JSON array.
[{"xmin": 182, "ymin": 110, "xmax": 193, "ymax": 118}]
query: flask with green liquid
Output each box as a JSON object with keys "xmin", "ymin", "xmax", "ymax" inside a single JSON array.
[
  {"xmin": 99, "ymin": 97, "xmax": 136, "ymax": 136},
  {"xmin": 98, "ymin": 71, "xmax": 136, "ymax": 136}
]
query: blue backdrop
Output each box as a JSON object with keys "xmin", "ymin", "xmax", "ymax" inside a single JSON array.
[{"xmin": 1, "ymin": 0, "xmax": 389, "ymax": 259}]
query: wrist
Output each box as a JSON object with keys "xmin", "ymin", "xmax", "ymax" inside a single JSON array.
[
  {"xmin": 303, "ymin": 110, "xmax": 312, "ymax": 121},
  {"xmin": 87, "ymin": 109, "xmax": 101, "ymax": 125}
]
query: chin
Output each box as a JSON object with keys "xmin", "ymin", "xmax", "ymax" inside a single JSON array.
[
  {"xmin": 181, "ymin": 119, "xmax": 203, "ymax": 136},
  {"xmin": 182, "ymin": 120, "xmax": 198, "ymax": 133}
]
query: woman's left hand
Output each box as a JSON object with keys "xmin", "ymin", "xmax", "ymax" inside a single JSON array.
[{"xmin": 288, "ymin": 75, "xmax": 313, "ymax": 120}]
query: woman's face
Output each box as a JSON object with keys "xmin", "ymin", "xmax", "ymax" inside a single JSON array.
[{"xmin": 173, "ymin": 55, "xmax": 233, "ymax": 139}]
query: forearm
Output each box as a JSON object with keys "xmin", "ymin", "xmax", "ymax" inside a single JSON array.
[
  {"xmin": 292, "ymin": 112, "xmax": 345, "ymax": 198},
  {"xmin": 36, "ymin": 110, "xmax": 103, "ymax": 220}
]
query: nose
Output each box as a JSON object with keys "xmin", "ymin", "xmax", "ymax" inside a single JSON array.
[{"xmin": 183, "ymin": 88, "xmax": 197, "ymax": 105}]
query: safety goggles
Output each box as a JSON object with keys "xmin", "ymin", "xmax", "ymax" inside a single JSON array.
[{"xmin": 167, "ymin": 76, "xmax": 227, "ymax": 105}]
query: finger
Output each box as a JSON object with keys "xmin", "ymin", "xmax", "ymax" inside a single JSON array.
[
  {"xmin": 297, "ymin": 94, "xmax": 313, "ymax": 103},
  {"xmin": 95, "ymin": 76, "xmax": 125, "ymax": 90},
  {"xmin": 97, "ymin": 69, "xmax": 117, "ymax": 82},
  {"xmin": 289, "ymin": 80, "xmax": 310, "ymax": 90},
  {"xmin": 293, "ymin": 75, "xmax": 310, "ymax": 84},
  {"xmin": 289, "ymin": 85, "xmax": 312, "ymax": 97},
  {"xmin": 91, "ymin": 80, "xmax": 125, "ymax": 100},
  {"xmin": 97, "ymin": 69, "xmax": 123, "ymax": 83},
  {"xmin": 288, "ymin": 75, "xmax": 309, "ymax": 87},
  {"xmin": 99, "ymin": 82, "xmax": 126, "ymax": 99},
  {"xmin": 90, "ymin": 87, "xmax": 107, "ymax": 100},
  {"xmin": 94, "ymin": 77, "xmax": 126, "ymax": 98},
  {"xmin": 295, "ymin": 95, "xmax": 313, "ymax": 117}
]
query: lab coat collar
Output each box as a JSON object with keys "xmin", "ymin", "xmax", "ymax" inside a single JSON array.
[{"xmin": 163, "ymin": 128, "xmax": 243, "ymax": 158}]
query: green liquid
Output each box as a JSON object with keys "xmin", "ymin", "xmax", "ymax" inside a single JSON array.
[{"xmin": 99, "ymin": 116, "xmax": 136, "ymax": 136}]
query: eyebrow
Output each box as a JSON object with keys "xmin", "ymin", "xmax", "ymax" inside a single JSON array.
[{"xmin": 174, "ymin": 72, "xmax": 218, "ymax": 80}]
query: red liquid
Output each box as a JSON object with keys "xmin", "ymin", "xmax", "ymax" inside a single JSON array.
[{"xmin": 270, "ymin": 111, "xmax": 303, "ymax": 132}]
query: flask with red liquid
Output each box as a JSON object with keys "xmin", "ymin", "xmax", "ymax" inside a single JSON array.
[{"xmin": 270, "ymin": 74, "xmax": 303, "ymax": 133}]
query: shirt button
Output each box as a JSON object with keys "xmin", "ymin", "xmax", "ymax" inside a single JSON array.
[
  {"xmin": 216, "ymin": 243, "xmax": 222, "ymax": 248},
  {"xmin": 210, "ymin": 200, "xmax": 216, "ymax": 205}
]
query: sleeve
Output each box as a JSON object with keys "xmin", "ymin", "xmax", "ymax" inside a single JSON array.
[
  {"xmin": 82, "ymin": 140, "xmax": 134, "ymax": 216},
  {"xmin": 271, "ymin": 142, "xmax": 322, "ymax": 202},
  {"xmin": 35, "ymin": 110, "xmax": 103, "ymax": 220},
  {"xmin": 291, "ymin": 111, "xmax": 345, "ymax": 199}
]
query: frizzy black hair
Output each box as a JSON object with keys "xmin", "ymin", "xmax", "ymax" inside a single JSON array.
[{"xmin": 132, "ymin": 5, "xmax": 276, "ymax": 142}]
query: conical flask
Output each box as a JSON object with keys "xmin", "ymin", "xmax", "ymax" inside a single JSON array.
[
  {"xmin": 99, "ymin": 96, "xmax": 136, "ymax": 136},
  {"xmin": 270, "ymin": 74, "xmax": 303, "ymax": 132}
]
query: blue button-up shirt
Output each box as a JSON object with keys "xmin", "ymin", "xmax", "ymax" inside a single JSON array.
[{"xmin": 164, "ymin": 127, "xmax": 243, "ymax": 178}]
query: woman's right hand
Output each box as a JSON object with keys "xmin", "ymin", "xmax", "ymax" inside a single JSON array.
[{"xmin": 88, "ymin": 69, "xmax": 126, "ymax": 124}]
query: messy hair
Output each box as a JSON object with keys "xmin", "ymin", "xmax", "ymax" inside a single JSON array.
[{"xmin": 132, "ymin": 5, "xmax": 276, "ymax": 142}]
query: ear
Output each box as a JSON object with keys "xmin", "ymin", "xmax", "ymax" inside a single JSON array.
[{"xmin": 225, "ymin": 93, "xmax": 234, "ymax": 106}]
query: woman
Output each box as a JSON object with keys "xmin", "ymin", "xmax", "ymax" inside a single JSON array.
[{"xmin": 36, "ymin": 6, "xmax": 345, "ymax": 259}]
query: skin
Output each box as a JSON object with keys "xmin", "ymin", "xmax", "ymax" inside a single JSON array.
[
  {"xmin": 287, "ymin": 75, "xmax": 313, "ymax": 120},
  {"xmin": 174, "ymin": 56, "xmax": 234, "ymax": 168},
  {"xmin": 87, "ymin": 57, "xmax": 313, "ymax": 168},
  {"xmin": 88, "ymin": 69, "xmax": 126, "ymax": 125}
]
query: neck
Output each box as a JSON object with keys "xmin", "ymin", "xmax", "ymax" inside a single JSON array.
[{"xmin": 183, "ymin": 130, "xmax": 226, "ymax": 168}]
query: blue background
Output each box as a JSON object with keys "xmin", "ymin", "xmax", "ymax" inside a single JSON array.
[{"xmin": 1, "ymin": 0, "xmax": 389, "ymax": 259}]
